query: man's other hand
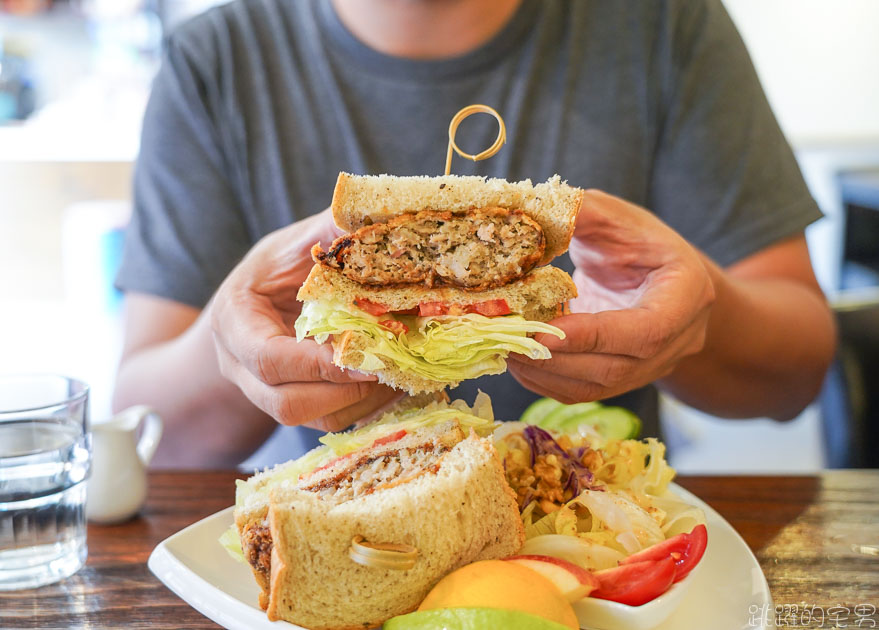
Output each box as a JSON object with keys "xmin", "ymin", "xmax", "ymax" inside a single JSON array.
[{"xmin": 508, "ymin": 190, "xmax": 716, "ymax": 403}]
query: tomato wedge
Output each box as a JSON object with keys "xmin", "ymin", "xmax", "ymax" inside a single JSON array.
[
  {"xmin": 354, "ymin": 299, "xmax": 389, "ymax": 316},
  {"xmin": 619, "ymin": 524, "xmax": 707, "ymax": 583},
  {"xmin": 591, "ymin": 556, "xmax": 675, "ymax": 606}
]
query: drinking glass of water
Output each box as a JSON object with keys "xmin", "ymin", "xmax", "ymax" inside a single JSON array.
[{"xmin": 0, "ymin": 374, "xmax": 91, "ymax": 590}]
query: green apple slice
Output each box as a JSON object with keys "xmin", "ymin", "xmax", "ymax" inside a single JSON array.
[{"xmin": 382, "ymin": 607, "xmax": 573, "ymax": 630}]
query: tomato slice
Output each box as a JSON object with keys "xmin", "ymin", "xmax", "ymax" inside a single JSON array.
[
  {"xmin": 379, "ymin": 319, "xmax": 409, "ymax": 336},
  {"xmin": 619, "ymin": 524, "xmax": 707, "ymax": 583},
  {"xmin": 418, "ymin": 299, "xmax": 512, "ymax": 317},
  {"xmin": 469, "ymin": 299, "xmax": 511, "ymax": 316},
  {"xmin": 354, "ymin": 299, "xmax": 389, "ymax": 316},
  {"xmin": 591, "ymin": 556, "xmax": 676, "ymax": 606},
  {"xmin": 418, "ymin": 302, "xmax": 448, "ymax": 316},
  {"xmin": 372, "ymin": 429, "xmax": 407, "ymax": 447}
]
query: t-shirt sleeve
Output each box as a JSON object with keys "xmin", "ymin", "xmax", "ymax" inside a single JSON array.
[
  {"xmin": 115, "ymin": 31, "xmax": 251, "ymax": 308},
  {"xmin": 648, "ymin": 0, "xmax": 822, "ymax": 267}
]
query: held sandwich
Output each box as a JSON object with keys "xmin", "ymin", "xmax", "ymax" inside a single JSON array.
[
  {"xmin": 295, "ymin": 173, "xmax": 582, "ymax": 394},
  {"xmin": 222, "ymin": 394, "xmax": 525, "ymax": 630}
]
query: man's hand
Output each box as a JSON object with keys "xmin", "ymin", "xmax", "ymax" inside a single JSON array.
[
  {"xmin": 210, "ymin": 209, "xmax": 402, "ymax": 432},
  {"xmin": 508, "ymin": 190, "xmax": 716, "ymax": 403}
]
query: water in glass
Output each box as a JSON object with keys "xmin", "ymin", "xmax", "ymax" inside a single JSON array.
[{"xmin": 0, "ymin": 376, "xmax": 91, "ymax": 590}]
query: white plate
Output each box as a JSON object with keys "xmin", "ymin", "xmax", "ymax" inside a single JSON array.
[{"xmin": 148, "ymin": 484, "xmax": 774, "ymax": 630}]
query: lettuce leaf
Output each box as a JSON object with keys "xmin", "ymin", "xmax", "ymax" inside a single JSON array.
[
  {"xmin": 294, "ymin": 300, "xmax": 565, "ymax": 383},
  {"xmin": 219, "ymin": 525, "xmax": 246, "ymax": 564}
]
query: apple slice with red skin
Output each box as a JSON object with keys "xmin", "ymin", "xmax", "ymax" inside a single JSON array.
[
  {"xmin": 504, "ymin": 554, "xmax": 600, "ymax": 602},
  {"xmin": 591, "ymin": 556, "xmax": 676, "ymax": 606},
  {"xmin": 619, "ymin": 524, "xmax": 708, "ymax": 583}
]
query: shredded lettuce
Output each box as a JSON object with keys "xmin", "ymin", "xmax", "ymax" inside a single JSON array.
[
  {"xmin": 294, "ymin": 300, "xmax": 565, "ymax": 383},
  {"xmin": 320, "ymin": 407, "xmax": 495, "ymax": 455},
  {"xmin": 592, "ymin": 438, "xmax": 675, "ymax": 494},
  {"xmin": 523, "ymin": 503, "xmax": 580, "ymax": 539}
]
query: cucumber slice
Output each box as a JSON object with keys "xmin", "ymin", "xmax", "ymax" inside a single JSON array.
[
  {"xmin": 571, "ymin": 406, "xmax": 642, "ymax": 439},
  {"xmin": 519, "ymin": 397, "xmax": 563, "ymax": 426},
  {"xmin": 539, "ymin": 401, "xmax": 602, "ymax": 431}
]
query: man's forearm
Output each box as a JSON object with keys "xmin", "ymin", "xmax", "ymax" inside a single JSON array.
[
  {"xmin": 659, "ymin": 257, "xmax": 836, "ymax": 420},
  {"xmin": 113, "ymin": 310, "xmax": 276, "ymax": 467}
]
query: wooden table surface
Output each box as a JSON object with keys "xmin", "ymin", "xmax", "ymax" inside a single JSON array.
[{"xmin": 1, "ymin": 470, "xmax": 877, "ymax": 630}]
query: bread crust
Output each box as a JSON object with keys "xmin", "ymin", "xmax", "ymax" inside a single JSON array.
[{"xmin": 331, "ymin": 172, "xmax": 583, "ymax": 265}]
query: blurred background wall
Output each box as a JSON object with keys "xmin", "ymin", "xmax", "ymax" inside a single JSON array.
[{"xmin": 1, "ymin": 0, "xmax": 877, "ymax": 470}]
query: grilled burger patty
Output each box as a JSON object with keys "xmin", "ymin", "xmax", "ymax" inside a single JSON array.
[{"xmin": 314, "ymin": 207, "xmax": 545, "ymax": 290}]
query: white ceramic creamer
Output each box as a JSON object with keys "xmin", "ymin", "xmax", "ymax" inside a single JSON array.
[{"xmin": 86, "ymin": 406, "xmax": 163, "ymax": 524}]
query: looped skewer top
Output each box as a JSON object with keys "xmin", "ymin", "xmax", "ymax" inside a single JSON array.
[
  {"xmin": 349, "ymin": 535, "xmax": 418, "ymax": 570},
  {"xmin": 445, "ymin": 104, "xmax": 507, "ymax": 176}
]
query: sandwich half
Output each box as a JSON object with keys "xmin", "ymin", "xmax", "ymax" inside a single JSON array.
[
  {"xmin": 295, "ymin": 173, "xmax": 581, "ymax": 394},
  {"xmin": 223, "ymin": 394, "xmax": 525, "ymax": 630}
]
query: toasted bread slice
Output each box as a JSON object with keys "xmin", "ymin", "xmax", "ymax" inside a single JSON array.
[
  {"xmin": 297, "ymin": 264, "xmax": 577, "ymax": 318},
  {"xmin": 265, "ymin": 432, "xmax": 524, "ymax": 630},
  {"xmin": 330, "ymin": 173, "xmax": 583, "ymax": 265}
]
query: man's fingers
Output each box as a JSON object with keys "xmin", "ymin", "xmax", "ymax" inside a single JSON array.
[
  {"xmin": 239, "ymin": 335, "xmax": 377, "ymax": 385},
  {"xmin": 509, "ymin": 349, "xmax": 639, "ymax": 388},
  {"xmin": 227, "ymin": 355, "xmax": 385, "ymax": 426},
  {"xmin": 537, "ymin": 309, "xmax": 676, "ymax": 359},
  {"xmin": 508, "ymin": 362, "xmax": 606, "ymax": 405}
]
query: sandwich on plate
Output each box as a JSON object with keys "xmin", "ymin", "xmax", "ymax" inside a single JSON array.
[
  {"xmin": 222, "ymin": 393, "xmax": 525, "ymax": 630},
  {"xmin": 295, "ymin": 173, "xmax": 582, "ymax": 394}
]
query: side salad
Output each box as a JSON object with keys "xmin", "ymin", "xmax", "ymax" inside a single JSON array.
[{"xmin": 494, "ymin": 398, "xmax": 708, "ymax": 607}]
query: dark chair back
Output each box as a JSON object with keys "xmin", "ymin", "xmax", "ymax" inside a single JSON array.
[{"xmin": 820, "ymin": 290, "xmax": 879, "ymax": 468}]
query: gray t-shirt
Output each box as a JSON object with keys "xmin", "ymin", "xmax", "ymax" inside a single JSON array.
[{"xmin": 117, "ymin": 0, "xmax": 821, "ymax": 467}]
